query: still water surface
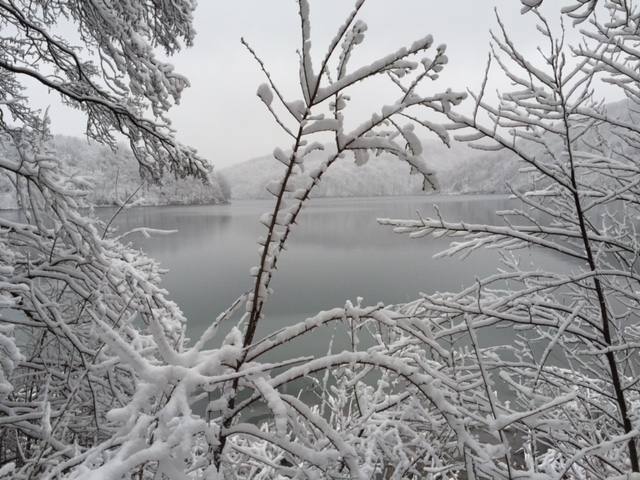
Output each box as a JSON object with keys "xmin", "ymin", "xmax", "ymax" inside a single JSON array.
[{"xmin": 108, "ymin": 195, "xmax": 577, "ymax": 353}]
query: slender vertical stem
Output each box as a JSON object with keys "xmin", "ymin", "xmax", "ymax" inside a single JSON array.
[{"xmin": 555, "ymin": 60, "xmax": 639, "ymax": 471}]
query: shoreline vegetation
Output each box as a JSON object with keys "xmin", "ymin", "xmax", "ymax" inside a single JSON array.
[
  {"xmin": 0, "ymin": 134, "xmax": 532, "ymax": 210},
  {"xmin": 0, "ymin": 135, "xmax": 231, "ymax": 209}
]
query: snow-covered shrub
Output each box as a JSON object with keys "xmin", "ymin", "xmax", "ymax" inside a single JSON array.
[
  {"xmin": 381, "ymin": 1, "xmax": 640, "ymax": 476},
  {"xmin": 43, "ymin": 0, "xmax": 518, "ymax": 478},
  {"xmin": 0, "ymin": 0, "xmax": 211, "ymax": 477},
  {"xmin": 6, "ymin": 0, "xmax": 640, "ymax": 478}
]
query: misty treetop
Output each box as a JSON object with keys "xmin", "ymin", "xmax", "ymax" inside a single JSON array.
[
  {"xmin": 221, "ymin": 140, "xmax": 532, "ymax": 199},
  {"xmin": 0, "ymin": 136, "xmax": 230, "ymax": 209},
  {"xmin": 0, "ymin": 0, "xmax": 208, "ymax": 181}
]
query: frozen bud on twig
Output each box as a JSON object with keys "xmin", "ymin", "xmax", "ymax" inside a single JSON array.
[
  {"xmin": 257, "ymin": 83, "xmax": 274, "ymax": 106},
  {"xmin": 521, "ymin": 0, "xmax": 543, "ymax": 14}
]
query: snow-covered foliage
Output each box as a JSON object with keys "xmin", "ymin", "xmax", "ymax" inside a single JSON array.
[
  {"xmin": 0, "ymin": 136, "xmax": 230, "ymax": 208},
  {"xmin": 0, "ymin": 0, "xmax": 209, "ymax": 182},
  {"xmin": 222, "ymin": 140, "xmax": 529, "ymax": 199},
  {"xmin": 0, "ymin": 0, "xmax": 214, "ymax": 477},
  {"xmin": 0, "ymin": 127, "xmax": 192, "ymax": 478},
  {"xmin": 380, "ymin": 1, "xmax": 640, "ymax": 476},
  {"xmin": 4, "ymin": 0, "xmax": 640, "ymax": 478}
]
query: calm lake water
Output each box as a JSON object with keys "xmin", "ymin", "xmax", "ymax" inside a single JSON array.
[
  {"xmin": 107, "ymin": 195, "xmax": 577, "ymax": 357},
  {"xmin": 2, "ymin": 195, "xmax": 580, "ymax": 413}
]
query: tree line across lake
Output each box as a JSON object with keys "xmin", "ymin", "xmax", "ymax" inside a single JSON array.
[{"xmin": 0, "ymin": 136, "xmax": 231, "ymax": 209}]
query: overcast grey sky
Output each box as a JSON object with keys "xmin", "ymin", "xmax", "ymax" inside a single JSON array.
[{"xmin": 42, "ymin": 1, "xmax": 592, "ymax": 169}]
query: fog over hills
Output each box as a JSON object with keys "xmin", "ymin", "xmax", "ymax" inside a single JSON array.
[
  {"xmin": 3, "ymin": 98, "xmax": 631, "ymax": 209},
  {"xmin": 221, "ymin": 140, "xmax": 533, "ymax": 199},
  {"xmin": 0, "ymin": 136, "xmax": 527, "ymax": 209},
  {"xmin": 0, "ymin": 136, "xmax": 231, "ymax": 209},
  {"xmin": 221, "ymin": 99, "xmax": 638, "ymax": 200}
]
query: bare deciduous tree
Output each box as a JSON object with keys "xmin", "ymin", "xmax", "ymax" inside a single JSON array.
[
  {"xmin": 382, "ymin": 1, "xmax": 640, "ymax": 476},
  {"xmin": 0, "ymin": 0, "xmax": 210, "ymax": 477},
  {"xmin": 5, "ymin": 0, "xmax": 640, "ymax": 478}
]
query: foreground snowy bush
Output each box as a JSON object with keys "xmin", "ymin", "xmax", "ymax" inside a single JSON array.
[
  {"xmin": 0, "ymin": 0, "xmax": 207, "ymax": 476},
  {"xmin": 381, "ymin": 1, "xmax": 640, "ymax": 476},
  {"xmin": 2, "ymin": 0, "xmax": 640, "ymax": 479}
]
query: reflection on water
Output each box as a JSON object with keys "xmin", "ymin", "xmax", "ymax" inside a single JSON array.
[
  {"xmin": 102, "ymin": 195, "xmax": 580, "ymax": 353},
  {"xmin": 3, "ymin": 195, "xmax": 583, "ymax": 410}
]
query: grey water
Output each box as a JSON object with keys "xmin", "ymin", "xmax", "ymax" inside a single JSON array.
[
  {"xmin": 1, "ymin": 195, "xmax": 583, "ymax": 418},
  {"xmin": 108, "ymin": 195, "xmax": 578, "ymax": 359}
]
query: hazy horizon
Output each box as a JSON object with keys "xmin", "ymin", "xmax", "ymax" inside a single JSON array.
[{"xmin": 27, "ymin": 1, "xmax": 615, "ymax": 169}]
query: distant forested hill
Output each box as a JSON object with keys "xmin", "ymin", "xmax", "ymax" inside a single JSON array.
[
  {"xmin": 221, "ymin": 98, "xmax": 636, "ymax": 200},
  {"xmin": 4, "ymin": 100, "xmax": 629, "ymax": 209},
  {"xmin": 0, "ymin": 135, "xmax": 231, "ymax": 209},
  {"xmin": 221, "ymin": 141, "xmax": 533, "ymax": 200}
]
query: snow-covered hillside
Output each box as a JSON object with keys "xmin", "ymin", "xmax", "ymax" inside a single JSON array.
[
  {"xmin": 0, "ymin": 136, "xmax": 231, "ymax": 209},
  {"xmin": 221, "ymin": 140, "xmax": 531, "ymax": 199},
  {"xmin": 223, "ymin": 98, "xmax": 638, "ymax": 200}
]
